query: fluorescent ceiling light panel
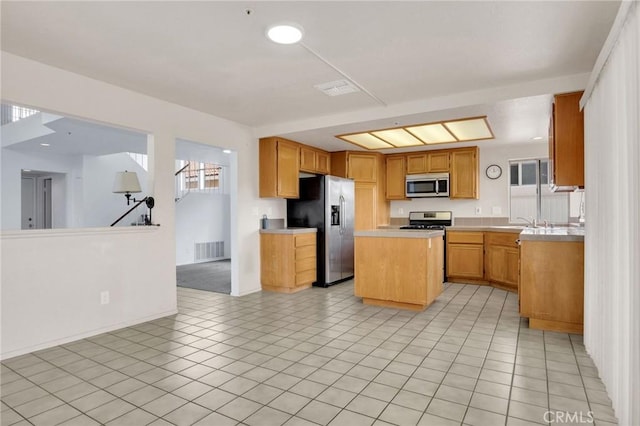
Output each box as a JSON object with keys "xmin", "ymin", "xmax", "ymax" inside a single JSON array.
[
  {"xmin": 339, "ymin": 133, "xmax": 392, "ymax": 149},
  {"xmin": 406, "ymin": 123, "xmax": 457, "ymax": 144},
  {"xmin": 444, "ymin": 117, "xmax": 493, "ymax": 141},
  {"xmin": 371, "ymin": 128, "xmax": 424, "ymax": 147}
]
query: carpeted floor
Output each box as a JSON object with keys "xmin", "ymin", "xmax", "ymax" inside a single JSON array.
[{"xmin": 176, "ymin": 259, "xmax": 231, "ymax": 294}]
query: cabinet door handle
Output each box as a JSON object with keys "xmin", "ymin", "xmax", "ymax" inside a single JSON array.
[{"xmin": 515, "ymin": 239, "xmax": 521, "ymax": 245}]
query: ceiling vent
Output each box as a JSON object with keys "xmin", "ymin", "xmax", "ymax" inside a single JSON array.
[{"xmin": 314, "ymin": 79, "xmax": 360, "ymax": 97}]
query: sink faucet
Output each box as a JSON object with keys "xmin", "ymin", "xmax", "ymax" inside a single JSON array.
[{"xmin": 516, "ymin": 216, "xmax": 537, "ymax": 227}]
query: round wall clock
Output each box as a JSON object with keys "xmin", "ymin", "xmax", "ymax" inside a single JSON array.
[{"xmin": 486, "ymin": 164, "xmax": 502, "ymax": 179}]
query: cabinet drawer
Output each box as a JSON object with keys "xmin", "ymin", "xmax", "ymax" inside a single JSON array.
[
  {"xmin": 295, "ymin": 257, "xmax": 316, "ymax": 273},
  {"xmin": 295, "ymin": 233, "xmax": 316, "ymax": 247},
  {"xmin": 296, "ymin": 269, "xmax": 316, "ymax": 286},
  {"xmin": 295, "ymin": 245, "xmax": 316, "ymax": 260},
  {"xmin": 447, "ymin": 231, "xmax": 484, "ymax": 244},
  {"xmin": 485, "ymin": 232, "xmax": 519, "ymax": 248}
]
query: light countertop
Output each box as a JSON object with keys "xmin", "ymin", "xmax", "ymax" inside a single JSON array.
[
  {"xmin": 518, "ymin": 226, "xmax": 585, "ymax": 242},
  {"xmin": 259, "ymin": 228, "xmax": 317, "ymax": 235}
]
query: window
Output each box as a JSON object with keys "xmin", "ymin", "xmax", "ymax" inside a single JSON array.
[
  {"xmin": 509, "ymin": 159, "xmax": 569, "ymax": 224},
  {"xmin": 176, "ymin": 160, "xmax": 226, "ymax": 194}
]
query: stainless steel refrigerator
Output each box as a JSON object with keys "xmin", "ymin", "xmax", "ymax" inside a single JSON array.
[{"xmin": 286, "ymin": 175, "xmax": 355, "ymax": 287}]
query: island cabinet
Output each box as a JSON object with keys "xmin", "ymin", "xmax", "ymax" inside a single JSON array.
[
  {"xmin": 300, "ymin": 146, "xmax": 330, "ymax": 175},
  {"xmin": 549, "ymin": 91, "xmax": 584, "ymax": 190},
  {"xmin": 354, "ymin": 231, "xmax": 443, "ymax": 311},
  {"xmin": 484, "ymin": 232, "xmax": 519, "ymax": 292},
  {"xmin": 259, "ymin": 137, "xmax": 300, "ymax": 198},
  {"xmin": 449, "ymin": 147, "xmax": 479, "ymax": 199},
  {"xmin": 331, "ymin": 151, "xmax": 389, "ymax": 229},
  {"xmin": 519, "ymin": 240, "xmax": 584, "ymax": 333},
  {"xmin": 446, "ymin": 231, "xmax": 484, "ymax": 281},
  {"xmin": 260, "ymin": 230, "xmax": 316, "ymax": 293},
  {"xmin": 385, "ymin": 155, "xmax": 407, "ymax": 200}
]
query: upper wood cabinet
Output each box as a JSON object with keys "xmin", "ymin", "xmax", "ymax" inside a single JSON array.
[
  {"xmin": 385, "ymin": 155, "xmax": 406, "ymax": 200},
  {"xmin": 300, "ymin": 146, "xmax": 331, "ymax": 175},
  {"xmin": 427, "ymin": 151, "xmax": 450, "ymax": 172},
  {"xmin": 406, "ymin": 153, "xmax": 428, "ymax": 174},
  {"xmin": 450, "ymin": 147, "xmax": 479, "ymax": 199},
  {"xmin": 550, "ymin": 91, "xmax": 584, "ymax": 189},
  {"xmin": 259, "ymin": 137, "xmax": 300, "ymax": 198},
  {"xmin": 347, "ymin": 153, "xmax": 378, "ymax": 182},
  {"xmin": 406, "ymin": 151, "xmax": 450, "ymax": 174}
]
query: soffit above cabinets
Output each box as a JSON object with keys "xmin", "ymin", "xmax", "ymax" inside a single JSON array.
[{"xmin": 336, "ymin": 116, "xmax": 495, "ymax": 150}]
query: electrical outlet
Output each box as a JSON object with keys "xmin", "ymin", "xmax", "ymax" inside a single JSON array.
[
  {"xmin": 475, "ymin": 207, "xmax": 482, "ymax": 215},
  {"xmin": 100, "ymin": 291, "xmax": 110, "ymax": 305},
  {"xmin": 398, "ymin": 208, "xmax": 404, "ymax": 215}
]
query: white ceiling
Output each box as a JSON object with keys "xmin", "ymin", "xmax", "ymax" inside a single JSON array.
[{"xmin": 0, "ymin": 1, "xmax": 620, "ymax": 152}]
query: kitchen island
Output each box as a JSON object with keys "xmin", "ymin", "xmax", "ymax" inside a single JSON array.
[
  {"xmin": 519, "ymin": 226, "xmax": 585, "ymax": 333},
  {"xmin": 354, "ymin": 229, "xmax": 444, "ymax": 311}
]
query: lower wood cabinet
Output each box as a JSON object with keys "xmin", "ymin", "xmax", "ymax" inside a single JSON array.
[
  {"xmin": 484, "ymin": 232, "xmax": 520, "ymax": 292},
  {"xmin": 260, "ymin": 231, "xmax": 316, "ymax": 293},
  {"xmin": 446, "ymin": 231, "xmax": 484, "ymax": 280},
  {"xmin": 520, "ymin": 240, "xmax": 584, "ymax": 333}
]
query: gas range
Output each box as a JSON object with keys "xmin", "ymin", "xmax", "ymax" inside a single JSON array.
[{"xmin": 399, "ymin": 211, "xmax": 453, "ymax": 229}]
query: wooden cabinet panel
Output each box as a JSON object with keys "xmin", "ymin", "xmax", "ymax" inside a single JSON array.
[
  {"xmin": 259, "ymin": 137, "xmax": 300, "ymax": 198},
  {"xmin": 550, "ymin": 91, "xmax": 584, "ymax": 189},
  {"xmin": 355, "ymin": 236, "xmax": 443, "ymax": 310},
  {"xmin": 300, "ymin": 146, "xmax": 331, "ymax": 175},
  {"xmin": 447, "ymin": 231, "xmax": 484, "ymax": 244},
  {"xmin": 406, "ymin": 153, "xmax": 428, "ymax": 174},
  {"xmin": 520, "ymin": 240, "xmax": 584, "ymax": 333},
  {"xmin": 316, "ymin": 151, "xmax": 330, "ymax": 174},
  {"xmin": 427, "ymin": 152, "xmax": 450, "ymax": 172},
  {"xmin": 354, "ymin": 182, "xmax": 377, "ymax": 231},
  {"xmin": 447, "ymin": 244, "xmax": 484, "ymax": 279},
  {"xmin": 450, "ymin": 147, "xmax": 479, "ymax": 199},
  {"xmin": 299, "ymin": 146, "xmax": 317, "ymax": 172},
  {"xmin": 505, "ymin": 248, "xmax": 519, "ymax": 287},
  {"xmin": 385, "ymin": 155, "xmax": 406, "ymax": 200},
  {"xmin": 484, "ymin": 232, "xmax": 519, "ymax": 291},
  {"xmin": 348, "ymin": 153, "xmax": 378, "ymax": 182},
  {"xmin": 261, "ymin": 232, "xmax": 317, "ymax": 293}
]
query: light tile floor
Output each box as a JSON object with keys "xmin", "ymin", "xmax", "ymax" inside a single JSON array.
[{"xmin": 1, "ymin": 282, "xmax": 618, "ymax": 426}]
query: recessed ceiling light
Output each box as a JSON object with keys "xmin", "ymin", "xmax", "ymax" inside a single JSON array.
[
  {"xmin": 40, "ymin": 143, "xmax": 50, "ymax": 147},
  {"xmin": 266, "ymin": 24, "xmax": 303, "ymax": 44},
  {"xmin": 222, "ymin": 149, "xmax": 231, "ymax": 154},
  {"xmin": 532, "ymin": 136, "xmax": 543, "ymax": 140}
]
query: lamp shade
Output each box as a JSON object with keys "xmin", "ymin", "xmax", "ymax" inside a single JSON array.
[{"xmin": 112, "ymin": 171, "xmax": 142, "ymax": 193}]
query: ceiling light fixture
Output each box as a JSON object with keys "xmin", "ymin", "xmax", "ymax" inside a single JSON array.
[
  {"xmin": 40, "ymin": 143, "xmax": 50, "ymax": 147},
  {"xmin": 222, "ymin": 149, "xmax": 231, "ymax": 154},
  {"xmin": 532, "ymin": 136, "xmax": 543, "ymax": 140},
  {"xmin": 337, "ymin": 116, "xmax": 494, "ymax": 150},
  {"xmin": 266, "ymin": 24, "xmax": 303, "ymax": 44}
]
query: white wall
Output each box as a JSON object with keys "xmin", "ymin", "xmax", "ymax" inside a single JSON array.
[
  {"xmin": 175, "ymin": 193, "xmax": 231, "ymax": 265},
  {"xmin": 390, "ymin": 143, "xmax": 548, "ymax": 220},
  {"xmin": 0, "ymin": 52, "xmax": 283, "ymax": 359},
  {"xmin": 82, "ymin": 153, "xmax": 149, "ymax": 227}
]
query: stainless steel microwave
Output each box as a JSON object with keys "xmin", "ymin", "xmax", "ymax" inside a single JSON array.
[{"xmin": 405, "ymin": 173, "xmax": 450, "ymax": 198}]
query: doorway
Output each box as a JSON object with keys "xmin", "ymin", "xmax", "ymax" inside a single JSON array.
[
  {"xmin": 21, "ymin": 171, "xmax": 56, "ymax": 229},
  {"xmin": 174, "ymin": 139, "xmax": 233, "ymax": 295}
]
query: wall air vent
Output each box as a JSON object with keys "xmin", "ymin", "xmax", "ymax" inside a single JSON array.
[{"xmin": 314, "ymin": 79, "xmax": 360, "ymax": 97}]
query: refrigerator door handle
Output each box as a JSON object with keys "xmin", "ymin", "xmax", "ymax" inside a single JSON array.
[{"xmin": 339, "ymin": 195, "xmax": 345, "ymax": 235}]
